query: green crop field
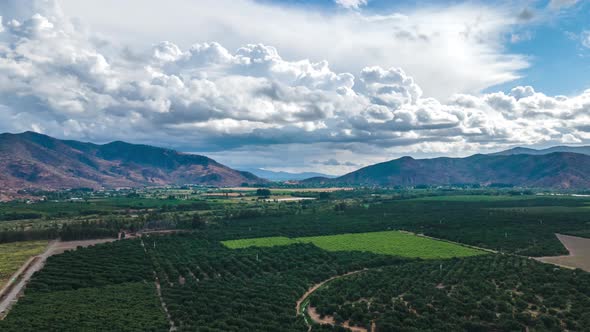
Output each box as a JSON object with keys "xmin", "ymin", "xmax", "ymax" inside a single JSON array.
[
  {"xmin": 222, "ymin": 231, "xmax": 485, "ymax": 259},
  {"xmin": 0, "ymin": 240, "xmax": 48, "ymax": 288},
  {"xmin": 222, "ymin": 236, "xmax": 299, "ymax": 248}
]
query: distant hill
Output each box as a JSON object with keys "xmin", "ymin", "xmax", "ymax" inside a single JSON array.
[
  {"xmin": 304, "ymin": 153, "xmax": 590, "ymax": 189},
  {"xmin": 242, "ymin": 168, "xmax": 336, "ymax": 182},
  {"xmin": 0, "ymin": 132, "xmax": 264, "ymax": 193},
  {"xmin": 492, "ymin": 146, "xmax": 590, "ymax": 156}
]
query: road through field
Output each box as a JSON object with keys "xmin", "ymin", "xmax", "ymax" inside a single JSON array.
[
  {"xmin": 0, "ymin": 241, "xmax": 56, "ymax": 318},
  {"xmin": 0, "ymin": 238, "xmax": 117, "ymax": 319}
]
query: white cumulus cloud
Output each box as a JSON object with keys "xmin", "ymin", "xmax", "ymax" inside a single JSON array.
[
  {"xmin": 0, "ymin": 0, "xmax": 588, "ymax": 173},
  {"xmin": 334, "ymin": 0, "xmax": 368, "ymax": 9}
]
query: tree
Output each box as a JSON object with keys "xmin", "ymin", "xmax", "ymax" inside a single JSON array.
[{"xmin": 256, "ymin": 189, "xmax": 271, "ymax": 197}]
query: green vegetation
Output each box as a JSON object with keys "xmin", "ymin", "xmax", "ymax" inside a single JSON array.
[
  {"xmin": 2, "ymin": 189, "xmax": 590, "ymax": 331},
  {"xmin": 223, "ymin": 231, "xmax": 485, "ymax": 259},
  {"xmin": 223, "ymin": 236, "xmax": 298, "ymax": 248},
  {"xmin": 0, "ymin": 240, "xmax": 48, "ymax": 288},
  {"xmin": 0, "ymin": 239, "xmax": 168, "ymax": 331},
  {"xmin": 145, "ymin": 234, "xmax": 403, "ymax": 331},
  {"xmin": 1, "ymin": 282, "xmax": 168, "ymax": 332},
  {"xmin": 411, "ymin": 194, "xmax": 541, "ymax": 202},
  {"xmin": 211, "ymin": 196, "xmax": 590, "ymax": 256},
  {"xmin": 310, "ymin": 255, "xmax": 590, "ymax": 331}
]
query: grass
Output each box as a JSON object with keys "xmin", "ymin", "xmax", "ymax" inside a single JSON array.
[
  {"xmin": 0, "ymin": 240, "xmax": 48, "ymax": 289},
  {"xmin": 222, "ymin": 231, "xmax": 485, "ymax": 259},
  {"xmin": 223, "ymin": 236, "xmax": 299, "ymax": 248}
]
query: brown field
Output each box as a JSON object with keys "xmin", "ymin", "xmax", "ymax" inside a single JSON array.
[{"xmin": 536, "ymin": 234, "xmax": 590, "ymax": 272}]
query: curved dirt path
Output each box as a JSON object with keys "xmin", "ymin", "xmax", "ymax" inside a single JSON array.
[{"xmin": 296, "ymin": 270, "xmax": 369, "ymax": 332}]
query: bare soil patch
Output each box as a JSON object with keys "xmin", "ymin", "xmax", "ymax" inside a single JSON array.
[
  {"xmin": 307, "ymin": 305, "xmax": 369, "ymax": 332},
  {"xmin": 536, "ymin": 234, "xmax": 590, "ymax": 272}
]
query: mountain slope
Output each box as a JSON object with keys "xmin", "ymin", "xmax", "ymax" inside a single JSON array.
[
  {"xmin": 0, "ymin": 132, "xmax": 263, "ymax": 192},
  {"xmin": 492, "ymin": 146, "xmax": 590, "ymax": 156},
  {"xmin": 241, "ymin": 168, "xmax": 336, "ymax": 181},
  {"xmin": 309, "ymin": 153, "xmax": 590, "ymax": 189}
]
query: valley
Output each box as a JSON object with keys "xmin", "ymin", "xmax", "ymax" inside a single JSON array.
[{"xmin": 1, "ymin": 188, "xmax": 589, "ymax": 331}]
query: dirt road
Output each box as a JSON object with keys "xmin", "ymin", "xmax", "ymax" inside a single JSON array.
[
  {"xmin": 141, "ymin": 238, "xmax": 177, "ymax": 332},
  {"xmin": 296, "ymin": 270, "xmax": 368, "ymax": 332},
  {"xmin": 0, "ymin": 238, "xmax": 117, "ymax": 319},
  {"xmin": 536, "ymin": 234, "xmax": 590, "ymax": 272}
]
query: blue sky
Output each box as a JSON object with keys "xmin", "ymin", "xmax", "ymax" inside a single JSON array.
[
  {"xmin": 496, "ymin": 0, "xmax": 590, "ymax": 96},
  {"xmin": 0, "ymin": 0, "xmax": 589, "ymax": 174},
  {"xmin": 262, "ymin": 0, "xmax": 590, "ymax": 96}
]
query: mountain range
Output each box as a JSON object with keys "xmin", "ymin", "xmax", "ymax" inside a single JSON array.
[
  {"xmin": 1, "ymin": 132, "xmax": 590, "ymax": 195},
  {"xmin": 305, "ymin": 151, "xmax": 590, "ymax": 189},
  {"xmin": 240, "ymin": 168, "xmax": 336, "ymax": 182},
  {"xmin": 0, "ymin": 132, "xmax": 263, "ymax": 195},
  {"xmin": 491, "ymin": 146, "xmax": 590, "ymax": 156}
]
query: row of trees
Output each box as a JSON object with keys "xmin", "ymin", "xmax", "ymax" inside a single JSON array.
[
  {"xmin": 207, "ymin": 197, "xmax": 590, "ymax": 256},
  {"xmin": 0, "ymin": 239, "xmax": 169, "ymax": 331},
  {"xmin": 310, "ymin": 255, "xmax": 590, "ymax": 331},
  {"xmin": 144, "ymin": 234, "xmax": 405, "ymax": 332}
]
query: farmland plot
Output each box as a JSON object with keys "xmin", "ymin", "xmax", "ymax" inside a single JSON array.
[{"xmin": 223, "ymin": 231, "xmax": 485, "ymax": 259}]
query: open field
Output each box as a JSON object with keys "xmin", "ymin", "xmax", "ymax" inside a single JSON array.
[
  {"xmin": 222, "ymin": 231, "xmax": 485, "ymax": 259},
  {"xmin": 536, "ymin": 234, "xmax": 590, "ymax": 271},
  {"xmin": 0, "ymin": 241, "xmax": 48, "ymax": 289}
]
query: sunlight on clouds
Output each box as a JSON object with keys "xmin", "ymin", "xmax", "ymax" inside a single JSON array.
[{"xmin": 0, "ymin": 0, "xmax": 588, "ymax": 172}]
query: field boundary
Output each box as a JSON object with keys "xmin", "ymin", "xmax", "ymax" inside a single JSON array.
[
  {"xmin": 535, "ymin": 233, "xmax": 590, "ymax": 272},
  {"xmin": 399, "ymin": 230, "xmax": 499, "ymax": 254}
]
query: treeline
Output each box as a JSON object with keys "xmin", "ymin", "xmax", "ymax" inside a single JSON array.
[
  {"xmin": 0, "ymin": 212, "xmax": 208, "ymax": 243},
  {"xmin": 0, "ymin": 228, "xmax": 59, "ymax": 243},
  {"xmin": 0, "ymin": 212, "xmax": 43, "ymax": 221},
  {"xmin": 205, "ymin": 197, "xmax": 590, "ymax": 256}
]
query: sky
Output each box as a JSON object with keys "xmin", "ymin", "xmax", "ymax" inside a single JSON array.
[{"xmin": 0, "ymin": 0, "xmax": 589, "ymax": 175}]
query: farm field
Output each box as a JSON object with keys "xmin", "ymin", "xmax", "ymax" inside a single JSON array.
[
  {"xmin": 223, "ymin": 231, "xmax": 485, "ymax": 259},
  {"xmin": 0, "ymin": 241, "xmax": 48, "ymax": 289},
  {"xmin": 410, "ymin": 195, "xmax": 541, "ymax": 202},
  {"xmin": 536, "ymin": 234, "xmax": 590, "ymax": 271},
  {"xmin": 309, "ymin": 255, "xmax": 590, "ymax": 331},
  {"xmin": 1, "ymin": 191, "xmax": 590, "ymax": 331}
]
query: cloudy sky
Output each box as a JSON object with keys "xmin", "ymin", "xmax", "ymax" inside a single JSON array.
[{"xmin": 0, "ymin": 0, "xmax": 589, "ymax": 175}]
